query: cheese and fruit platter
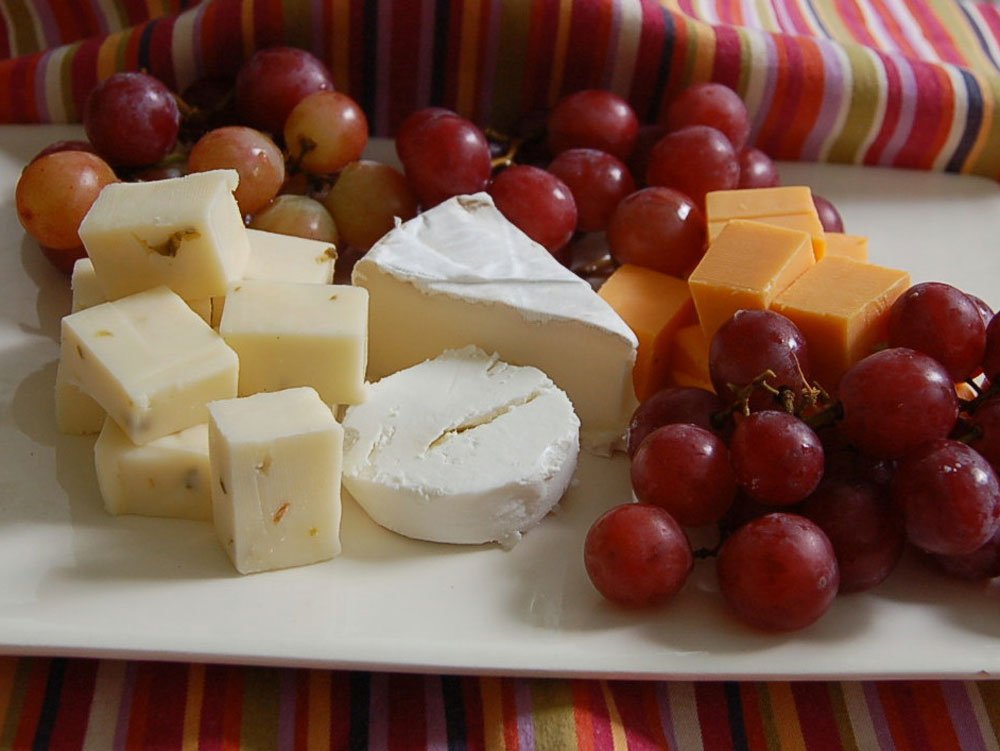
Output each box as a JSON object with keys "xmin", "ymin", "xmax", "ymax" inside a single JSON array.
[{"xmin": 3, "ymin": 47, "xmax": 1000, "ymax": 678}]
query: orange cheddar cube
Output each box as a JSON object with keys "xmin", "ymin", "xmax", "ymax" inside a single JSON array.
[
  {"xmin": 687, "ymin": 220, "xmax": 815, "ymax": 338},
  {"xmin": 824, "ymin": 233, "xmax": 868, "ymax": 262},
  {"xmin": 706, "ymin": 186, "xmax": 826, "ymax": 259},
  {"xmin": 669, "ymin": 323, "xmax": 711, "ymax": 390},
  {"xmin": 771, "ymin": 256, "xmax": 910, "ymax": 390},
  {"xmin": 598, "ymin": 264, "xmax": 695, "ymax": 401}
]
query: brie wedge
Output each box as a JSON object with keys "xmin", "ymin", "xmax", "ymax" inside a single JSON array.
[
  {"xmin": 351, "ymin": 193, "xmax": 638, "ymax": 453},
  {"xmin": 341, "ymin": 346, "xmax": 580, "ymax": 546}
]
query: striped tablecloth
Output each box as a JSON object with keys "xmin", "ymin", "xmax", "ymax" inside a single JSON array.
[{"xmin": 3, "ymin": 1, "xmax": 1000, "ymax": 749}]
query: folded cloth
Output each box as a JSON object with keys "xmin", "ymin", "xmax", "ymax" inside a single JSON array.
[{"xmin": 1, "ymin": 0, "xmax": 999, "ymax": 180}]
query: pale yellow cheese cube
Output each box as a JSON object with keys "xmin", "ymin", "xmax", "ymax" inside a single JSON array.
[
  {"xmin": 60, "ymin": 286, "xmax": 239, "ymax": 445},
  {"xmin": 70, "ymin": 258, "xmax": 106, "ymax": 312},
  {"xmin": 94, "ymin": 418, "xmax": 212, "ymax": 521},
  {"xmin": 207, "ymin": 387, "xmax": 343, "ymax": 574},
  {"xmin": 220, "ymin": 281, "xmax": 368, "ymax": 405},
  {"xmin": 55, "ymin": 360, "xmax": 105, "ymax": 435}
]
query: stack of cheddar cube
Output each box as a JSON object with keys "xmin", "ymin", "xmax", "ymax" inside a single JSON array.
[
  {"xmin": 599, "ymin": 185, "xmax": 911, "ymax": 401},
  {"xmin": 55, "ymin": 169, "xmax": 369, "ymax": 575}
]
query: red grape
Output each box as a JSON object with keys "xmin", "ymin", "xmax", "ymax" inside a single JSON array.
[
  {"xmin": 892, "ymin": 439, "xmax": 1000, "ymax": 556},
  {"xmin": 646, "ymin": 125, "xmax": 739, "ymax": 207},
  {"xmin": 323, "ymin": 160, "xmax": 418, "ymax": 250},
  {"xmin": 984, "ymin": 313, "xmax": 1000, "ymax": 382},
  {"xmin": 547, "ymin": 90, "xmax": 639, "ymax": 162},
  {"xmin": 717, "ymin": 513, "xmax": 839, "ymax": 631},
  {"xmin": 606, "ymin": 187, "xmax": 706, "ymax": 277},
  {"xmin": 547, "ymin": 148, "xmax": 635, "ymax": 232},
  {"xmin": 285, "ymin": 91, "xmax": 368, "ymax": 174},
  {"xmin": 488, "ymin": 165, "xmax": 577, "ymax": 255},
  {"xmin": 584, "ymin": 503, "xmax": 692, "ymax": 608},
  {"xmin": 665, "ymin": 82, "xmax": 751, "ymax": 151},
  {"xmin": 969, "ymin": 294, "xmax": 994, "ymax": 330},
  {"xmin": 235, "ymin": 47, "xmax": 334, "ymax": 134},
  {"xmin": 398, "ymin": 113, "xmax": 491, "ymax": 207},
  {"xmin": 838, "ymin": 348, "xmax": 959, "ymax": 460},
  {"xmin": 730, "ymin": 411, "xmax": 825, "ymax": 505},
  {"xmin": 626, "ymin": 386, "xmax": 728, "ymax": 456},
  {"xmin": 394, "ymin": 107, "xmax": 454, "ymax": 164},
  {"xmin": 932, "ymin": 525, "xmax": 1000, "ymax": 580},
  {"xmin": 968, "ymin": 396, "xmax": 1000, "ymax": 472},
  {"xmin": 737, "ymin": 148, "xmax": 780, "ymax": 188},
  {"xmin": 188, "ymin": 126, "xmax": 285, "ymax": 216},
  {"xmin": 84, "ymin": 72, "xmax": 180, "ymax": 167},
  {"xmin": 812, "ymin": 194, "xmax": 844, "ymax": 232},
  {"xmin": 887, "ymin": 282, "xmax": 987, "ymax": 382}
]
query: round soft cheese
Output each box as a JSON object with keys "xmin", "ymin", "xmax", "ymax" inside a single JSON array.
[{"xmin": 341, "ymin": 346, "xmax": 580, "ymax": 545}]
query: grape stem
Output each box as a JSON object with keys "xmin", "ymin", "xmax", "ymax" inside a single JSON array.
[{"xmin": 485, "ymin": 128, "xmax": 522, "ymax": 170}]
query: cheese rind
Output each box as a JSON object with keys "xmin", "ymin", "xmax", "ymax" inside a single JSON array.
[
  {"xmin": 352, "ymin": 193, "xmax": 637, "ymax": 453},
  {"xmin": 341, "ymin": 346, "xmax": 580, "ymax": 546},
  {"xmin": 208, "ymin": 387, "xmax": 343, "ymax": 574}
]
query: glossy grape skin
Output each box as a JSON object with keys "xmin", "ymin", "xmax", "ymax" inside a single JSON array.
[
  {"xmin": 631, "ymin": 424, "xmax": 737, "ymax": 527},
  {"xmin": 546, "ymin": 148, "xmax": 635, "ymax": 232},
  {"xmin": 968, "ymin": 396, "xmax": 1000, "ymax": 472},
  {"xmin": 892, "ymin": 439, "xmax": 1000, "ymax": 556},
  {"xmin": 838, "ymin": 347, "xmax": 959, "ymax": 460},
  {"xmin": 729, "ymin": 411, "xmax": 825, "ymax": 506},
  {"xmin": 547, "ymin": 89, "xmax": 639, "ymax": 162},
  {"xmin": 488, "ymin": 165, "xmax": 577, "ymax": 255},
  {"xmin": 83, "ymin": 72, "xmax": 180, "ymax": 167},
  {"xmin": 394, "ymin": 107, "xmax": 454, "ymax": 164},
  {"xmin": 284, "ymin": 91, "xmax": 369, "ymax": 174},
  {"xmin": 708, "ymin": 309, "xmax": 812, "ymax": 412},
  {"xmin": 626, "ymin": 386, "xmax": 728, "ymax": 457},
  {"xmin": 665, "ymin": 82, "xmax": 751, "ymax": 151},
  {"xmin": 812, "ymin": 194, "xmax": 844, "ymax": 232},
  {"xmin": 932, "ymin": 525, "xmax": 1000, "ymax": 580},
  {"xmin": 717, "ymin": 513, "xmax": 839, "ymax": 631},
  {"xmin": 606, "ymin": 187, "xmax": 706, "ymax": 277},
  {"xmin": 188, "ymin": 126, "xmax": 285, "ymax": 216},
  {"xmin": 398, "ymin": 113, "xmax": 491, "ymax": 208},
  {"xmin": 801, "ymin": 478, "xmax": 904, "ymax": 592},
  {"xmin": 887, "ymin": 282, "xmax": 987, "ymax": 382},
  {"xmin": 15, "ymin": 151, "xmax": 117, "ymax": 250},
  {"xmin": 984, "ymin": 313, "xmax": 1000, "ymax": 382},
  {"xmin": 645, "ymin": 125, "xmax": 739, "ymax": 208},
  {"xmin": 737, "ymin": 148, "xmax": 780, "ymax": 188},
  {"xmin": 323, "ymin": 160, "xmax": 417, "ymax": 250},
  {"xmin": 584, "ymin": 503, "xmax": 692, "ymax": 608},
  {"xmin": 249, "ymin": 194, "xmax": 339, "ymax": 244},
  {"xmin": 235, "ymin": 46, "xmax": 334, "ymax": 134}
]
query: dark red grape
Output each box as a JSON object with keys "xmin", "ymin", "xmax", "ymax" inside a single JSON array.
[
  {"xmin": 888, "ymin": 282, "xmax": 987, "ymax": 381},
  {"xmin": 547, "ymin": 89, "xmax": 639, "ymax": 162},
  {"xmin": 730, "ymin": 411, "xmax": 825, "ymax": 506},
  {"xmin": 488, "ymin": 165, "xmax": 577, "ymax": 255},
  {"xmin": 665, "ymin": 82, "xmax": 751, "ymax": 151},
  {"xmin": 235, "ymin": 47, "xmax": 334, "ymax": 134},
  {"xmin": 812, "ymin": 194, "xmax": 843, "ymax": 232},
  {"xmin": 737, "ymin": 148, "xmax": 780, "ymax": 188},
  {"xmin": 984, "ymin": 313, "xmax": 1000, "ymax": 382},
  {"xmin": 84, "ymin": 72, "xmax": 180, "ymax": 167},
  {"xmin": 547, "ymin": 148, "xmax": 635, "ymax": 232},
  {"xmin": 398, "ymin": 113, "xmax": 491, "ymax": 208},
  {"xmin": 584, "ymin": 503, "xmax": 692, "ymax": 608},
  {"xmin": 395, "ymin": 107, "xmax": 454, "ymax": 164},
  {"xmin": 968, "ymin": 396, "xmax": 1000, "ymax": 472},
  {"xmin": 626, "ymin": 386, "xmax": 728, "ymax": 456},
  {"xmin": 932, "ymin": 524, "xmax": 1000, "ymax": 580},
  {"xmin": 717, "ymin": 513, "xmax": 839, "ymax": 631},
  {"xmin": 838, "ymin": 348, "xmax": 959, "ymax": 460},
  {"xmin": 892, "ymin": 439, "xmax": 1000, "ymax": 555},
  {"xmin": 646, "ymin": 125, "xmax": 739, "ymax": 208},
  {"xmin": 631, "ymin": 424, "xmax": 737, "ymax": 527},
  {"xmin": 606, "ymin": 187, "xmax": 706, "ymax": 277}
]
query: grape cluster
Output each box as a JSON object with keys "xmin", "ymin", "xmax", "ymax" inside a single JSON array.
[{"xmin": 587, "ymin": 285, "xmax": 1000, "ymax": 632}]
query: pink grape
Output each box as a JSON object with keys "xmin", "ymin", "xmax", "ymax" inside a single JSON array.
[
  {"xmin": 665, "ymin": 82, "xmax": 751, "ymax": 151},
  {"xmin": 84, "ymin": 72, "xmax": 180, "ymax": 167},
  {"xmin": 738, "ymin": 148, "xmax": 780, "ymax": 188},
  {"xmin": 547, "ymin": 89, "xmax": 639, "ymax": 162},
  {"xmin": 646, "ymin": 125, "xmax": 739, "ymax": 208}
]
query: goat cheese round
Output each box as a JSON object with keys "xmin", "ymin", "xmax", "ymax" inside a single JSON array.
[{"xmin": 341, "ymin": 346, "xmax": 580, "ymax": 545}]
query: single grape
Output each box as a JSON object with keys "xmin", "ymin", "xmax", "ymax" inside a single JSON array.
[
  {"xmin": 583, "ymin": 503, "xmax": 692, "ymax": 608},
  {"xmin": 323, "ymin": 160, "xmax": 417, "ymax": 250},
  {"xmin": 812, "ymin": 194, "xmax": 844, "ymax": 232},
  {"xmin": 488, "ymin": 165, "xmax": 577, "ymax": 255},
  {"xmin": 235, "ymin": 46, "xmax": 334, "ymax": 134},
  {"xmin": 547, "ymin": 149, "xmax": 635, "ymax": 232},
  {"xmin": 892, "ymin": 439, "xmax": 1000, "ymax": 556},
  {"xmin": 188, "ymin": 126, "xmax": 285, "ymax": 216},
  {"xmin": 708, "ymin": 309, "xmax": 812, "ymax": 412},
  {"xmin": 249, "ymin": 194, "xmax": 339, "ymax": 244},
  {"xmin": 717, "ymin": 513, "xmax": 839, "ymax": 631},
  {"xmin": 398, "ymin": 113, "xmax": 491, "ymax": 207},
  {"xmin": 737, "ymin": 148, "xmax": 780, "ymax": 188},
  {"xmin": 801, "ymin": 478, "xmax": 904, "ymax": 592},
  {"xmin": 968, "ymin": 396, "xmax": 1000, "ymax": 472},
  {"xmin": 645, "ymin": 125, "xmax": 739, "ymax": 208},
  {"xmin": 394, "ymin": 107, "xmax": 455, "ymax": 164},
  {"xmin": 969, "ymin": 294, "xmax": 994, "ymax": 329},
  {"xmin": 665, "ymin": 82, "xmax": 751, "ymax": 151},
  {"xmin": 984, "ymin": 313, "xmax": 1000, "ymax": 382},
  {"xmin": 606, "ymin": 187, "xmax": 706, "ymax": 277},
  {"xmin": 547, "ymin": 90, "xmax": 639, "ymax": 162},
  {"xmin": 83, "ymin": 72, "xmax": 180, "ymax": 167},
  {"xmin": 730, "ymin": 411, "xmax": 825, "ymax": 506},
  {"xmin": 626, "ymin": 386, "xmax": 728, "ymax": 457},
  {"xmin": 16, "ymin": 150, "xmax": 118, "ymax": 251},
  {"xmin": 285, "ymin": 91, "xmax": 368, "ymax": 175},
  {"xmin": 932, "ymin": 524, "xmax": 1000, "ymax": 580},
  {"xmin": 838, "ymin": 347, "xmax": 959, "ymax": 460},
  {"xmin": 887, "ymin": 282, "xmax": 986, "ymax": 382},
  {"xmin": 631, "ymin": 424, "xmax": 737, "ymax": 526}
]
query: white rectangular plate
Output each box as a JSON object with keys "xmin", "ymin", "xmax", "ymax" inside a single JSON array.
[{"xmin": 2, "ymin": 126, "xmax": 1000, "ymax": 680}]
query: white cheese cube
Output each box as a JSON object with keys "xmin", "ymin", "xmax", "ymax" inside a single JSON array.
[
  {"xmin": 79, "ymin": 169, "xmax": 250, "ymax": 301},
  {"xmin": 55, "ymin": 360, "xmax": 105, "ymax": 435},
  {"xmin": 207, "ymin": 387, "xmax": 343, "ymax": 574},
  {"xmin": 219, "ymin": 281, "xmax": 367, "ymax": 405},
  {"xmin": 60, "ymin": 286, "xmax": 239, "ymax": 444},
  {"xmin": 70, "ymin": 258, "xmax": 106, "ymax": 312},
  {"xmin": 94, "ymin": 418, "xmax": 212, "ymax": 521}
]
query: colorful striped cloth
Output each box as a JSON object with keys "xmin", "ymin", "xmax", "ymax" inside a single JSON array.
[
  {"xmin": 4, "ymin": 657, "xmax": 1000, "ymax": 750},
  {"xmin": 2, "ymin": 0, "xmax": 1000, "ymax": 179}
]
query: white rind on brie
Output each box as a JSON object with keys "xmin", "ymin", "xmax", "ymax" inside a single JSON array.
[
  {"xmin": 341, "ymin": 346, "xmax": 580, "ymax": 546},
  {"xmin": 352, "ymin": 193, "xmax": 638, "ymax": 454}
]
